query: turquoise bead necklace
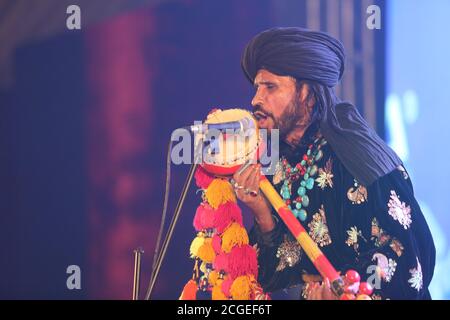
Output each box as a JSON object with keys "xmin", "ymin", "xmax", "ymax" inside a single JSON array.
[{"xmin": 279, "ymin": 136, "xmax": 327, "ymax": 222}]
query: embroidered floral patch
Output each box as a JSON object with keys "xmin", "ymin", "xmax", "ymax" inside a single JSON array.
[
  {"xmin": 387, "ymin": 190, "xmax": 412, "ymax": 230},
  {"xmin": 390, "ymin": 238, "xmax": 404, "ymax": 257},
  {"xmin": 408, "ymin": 258, "xmax": 423, "ymax": 291},
  {"xmin": 275, "ymin": 234, "xmax": 302, "ymax": 272},
  {"xmin": 347, "ymin": 179, "xmax": 368, "ymax": 204},
  {"xmin": 345, "ymin": 226, "xmax": 366, "ymax": 253},
  {"xmin": 372, "ymin": 253, "xmax": 397, "ymax": 283},
  {"xmin": 371, "ymin": 218, "xmax": 391, "ymax": 247},
  {"xmin": 316, "ymin": 158, "xmax": 334, "ymax": 190},
  {"xmin": 308, "ymin": 205, "xmax": 332, "ymax": 247}
]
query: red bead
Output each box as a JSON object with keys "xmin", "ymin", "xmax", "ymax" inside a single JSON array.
[
  {"xmin": 296, "ymin": 196, "xmax": 302, "ymax": 202},
  {"xmin": 296, "ymin": 163, "xmax": 302, "ymax": 169},
  {"xmin": 286, "ymin": 168, "xmax": 291, "ymax": 173},
  {"xmin": 303, "ymin": 155, "xmax": 309, "ymax": 161},
  {"xmin": 358, "ymin": 282, "xmax": 373, "ymax": 296},
  {"xmin": 345, "ymin": 270, "xmax": 361, "ymax": 284},
  {"xmin": 340, "ymin": 293, "xmax": 356, "ymax": 300},
  {"xmin": 286, "ymin": 199, "xmax": 291, "ymax": 205}
]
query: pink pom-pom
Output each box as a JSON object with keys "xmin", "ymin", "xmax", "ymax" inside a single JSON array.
[
  {"xmin": 193, "ymin": 203, "xmax": 216, "ymax": 231},
  {"xmin": 212, "ymin": 234, "xmax": 222, "ymax": 254},
  {"xmin": 226, "ymin": 245, "xmax": 258, "ymax": 279},
  {"xmin": 215, "ymin": 202, "xmax": 243, "ymax": 234},
  {"xmin": 221, "ymin": 277, "xmax": 233, "ymax": 297},
  {"xmin": 194, "ymin": 166, "xmax": 214, "ymax": 189},
  {"xmin": 213, "ymin": 253, "xmax": 229, "ymax": 272}
]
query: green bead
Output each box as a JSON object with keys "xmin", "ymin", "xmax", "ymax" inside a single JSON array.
[
  {"xmin": 315, "ymin": 150, "xmax": 323, "ymax": 161},
  {"xmin": 298, "ymin": 209, "xmax": 307, "ymax": 221},
  {"xmin": 306, "ymin": 177, "xmax": 315, "ymax": 190},
  {"xmin": 292, "ymin": 209, "xmax": 299, "ymax": 218},
  {"xmin": 302, "ymin": 195, "xmax": 309, "ymax": 207},
  {"xmin": 301, "ymin": 160, "xmax": 306, "ymax": 166},
  {"xmin": 297, "ymin": 186, "xmax": 306, "ymax": 196},
  {"xmin": 307, "ymin": 149, "xmax": 311, "ymax": 156},
  {"xmin": 301, "ymin": 180, "xmax": 306, "ymax": 187},
  {"xmin": 309, "ymin": 165, "xmax": 318, "ymax": 177},
  {"xmin": 304, "ymin": 173, "xmax": 309, "ymax": 180},
  {"xmin": 295, "ymin": 202, "xmax": 302, "ymax": 209}
]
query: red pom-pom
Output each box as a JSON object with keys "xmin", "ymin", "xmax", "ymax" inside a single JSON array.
[
  {"xmin": 215, "ymin": 202, "xmax": 243, "ymax": 234},
  {"xmin": 212, "ymin": 234, "xmax": 222, "ymax": 254},
  {"xmin": 345, "ymin": 270, "xmax": 361, "ymax": 284},
  {"xmin": 213, "ymin": 253, "xmax": 229, "ymax": 272},
  {"xmin": 221, "ymin": 277, "xmax": 233, "ymax": 297},
  {"xmin": 358, "ymin": 282, "xmax": 373, "ymax": 296},
  {"xmin": 226, "ymin": 245, "xmax": 258, "ymax": 279},
  {"xmin": 193, "ymin": 203, "xmax": 216, "ymax": 231},
  {"xmin": 195, "ymin": 166, "xmax": 214, "ymax": 189}
]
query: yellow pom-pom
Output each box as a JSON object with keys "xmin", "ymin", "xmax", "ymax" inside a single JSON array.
[
  {"xmin": 230, "ymin": 275, "xmax": 252, "ymax": 300},
  {"xmin": 221, "ymin": 222, "xmax": 249, "ymax": 253},
  {"xmin": 205, "ymin": 179, "xmax": 236, "ymax": 209},
  {"xmin": 197, "ymin": 238, "xmax": 216, "ymax": 263},
  {"xmin": 189, "ymin": 236, "xmax": 205, "ymax": 258},
  {"xmin": 212, "ymin": 279, "xmax": 228, "ymax": 300},
  {"xmin": 208, "ymin": 270, "xmax": 220, "ymax": 287}
]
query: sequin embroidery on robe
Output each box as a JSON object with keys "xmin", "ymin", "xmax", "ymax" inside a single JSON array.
[
  {"xmin": 372, "ymin": 253, "xmax": 397, "ymax": 283},
  {"xmin": 308, "ymin": 205, "xmax": 332, "ymax": 247},
  {"xmin": 316, "ymin": 158, "xmax": 334, "ymax": 190},
  {"xmin": 275, "ymin": 234, "xmax": 303, "ymax": 272},
  {"xmin": 347, "ymin": 179, "xmax": 368, "ymax": 204},
  {"xmin": 387, "ymin": 190, "xmax": 412, "ymax": 230},
  {"xmin": 408, "ymin": 258, "xmax": 423, "ymax": 291},
  {"xmin": 345, "ymin": 226, "xmax": 366, "ymax": 253}
]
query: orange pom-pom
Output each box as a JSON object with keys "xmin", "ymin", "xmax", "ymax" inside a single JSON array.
[
  {"xmin": 221, "ymin": 222, "xmax": 249, "ymax": 253},
  {"xmin": 230, "ymin": 275, "xmax": 252, "ymax": 300},
  {"xmin": 180, "ymin": 279, "xmax": 198, "ymax": 300},
  {"xmin": 205, "ymin": 179, "xmax": 236, "ymax": 209},
  {"xmin": 197, "ymin": 238, "xmax": 216, "ymax": 263},
  {"xmin": 212, "ymin": 279, "xmax": 228, "ymax": 300},
  {"xmin": 208, "ymin": 270, "xmax": 220, "ymax": 287}
]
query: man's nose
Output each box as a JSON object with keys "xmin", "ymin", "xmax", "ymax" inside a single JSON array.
[{"xmin": 251, "ymin": 90, "xmax": 264, "ymax": 107}]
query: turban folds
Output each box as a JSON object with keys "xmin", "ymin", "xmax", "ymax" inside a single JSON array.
[
  {"xmin": 241, "ymin": 27, "xmax": 402, "ymax": 186},
  {"xmin": 241, "ymin": 27, "xmax": 345, "ymax": 87}
]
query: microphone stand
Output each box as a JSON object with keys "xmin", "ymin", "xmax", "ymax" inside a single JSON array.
[{"xmin": 144, "ymin": 138, "xmax": 202, "ymax": 300}]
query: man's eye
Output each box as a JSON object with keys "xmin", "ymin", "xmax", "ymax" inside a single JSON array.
[{"xmin": 267, "ymin": 85, "xmax": 275, "ymax": 90}]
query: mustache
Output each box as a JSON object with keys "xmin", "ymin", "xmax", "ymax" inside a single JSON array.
[{"xmin": 252, "ymin": 105, "xmax": 274, "ymax": 119}]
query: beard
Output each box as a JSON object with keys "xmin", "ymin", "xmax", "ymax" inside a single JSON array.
[{"xmin": 274, "ymin": 96, "xmax": 303, "ymax": 141}]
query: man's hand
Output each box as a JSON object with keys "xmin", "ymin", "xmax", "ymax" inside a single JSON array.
[
  {"xmin": 306, "ymin": 279, "xmax": 339, "ymax": 300},
  {"xmin": 232, "ymin": 164, "xmax": 275, "ymax": 233}
]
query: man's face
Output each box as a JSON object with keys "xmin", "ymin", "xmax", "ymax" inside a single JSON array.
[{"xmin": 251, "ymin": 69, "xmax": 306, "ymax": 140}]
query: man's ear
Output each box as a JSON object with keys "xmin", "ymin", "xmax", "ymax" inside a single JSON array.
[{"xmin": 299, "ymin": 83, "xmax": 315, "ymax": 111}]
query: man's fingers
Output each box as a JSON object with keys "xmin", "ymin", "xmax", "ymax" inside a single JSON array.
[{"xmin": 233, "ymin": 164, "xmax": 257, "ymax": 185}]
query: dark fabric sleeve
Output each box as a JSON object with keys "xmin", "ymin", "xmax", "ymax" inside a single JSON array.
[
  {"xmin": 339, "ymin": 167, "xmax": 435, "ymax": 299},
  {"xmin": 249, "ymin": 215, "xmax": 305, "ymax": 293}
]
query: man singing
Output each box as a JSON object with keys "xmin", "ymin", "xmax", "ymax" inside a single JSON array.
[{"xmin": 231, "ymin": 27, "xmax": 435, "ymax": 300}]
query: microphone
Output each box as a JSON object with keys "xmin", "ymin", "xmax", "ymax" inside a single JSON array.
[{"xmin": 188, "ymin": 116, "xmax": 255, "ymax": 134}]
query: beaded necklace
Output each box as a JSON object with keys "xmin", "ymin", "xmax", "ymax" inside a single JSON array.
[{"xmin": 279, "ymin": 136, "xmax": 327, "ymax": 222}]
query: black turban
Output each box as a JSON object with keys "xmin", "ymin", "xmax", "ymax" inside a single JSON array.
[
  {"xmin": 241, "ymin": 27, "xmax": 402, "ymax": 186},
  {"xmin": 241, "ymin": 27, "xmax": 345, "ymax": 87}
]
